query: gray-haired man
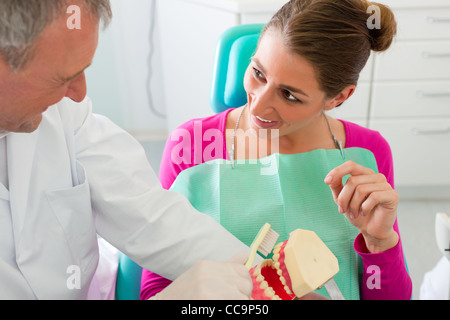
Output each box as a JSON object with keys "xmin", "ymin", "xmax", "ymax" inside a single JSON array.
[{"xmin": 0, "ymin": 0, "xmax": 252, "ymax": 299}]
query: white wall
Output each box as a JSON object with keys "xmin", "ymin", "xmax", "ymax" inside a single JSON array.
[{"xmin": 85, "ymin": 0, "xmax": 168, "ymax": 140}]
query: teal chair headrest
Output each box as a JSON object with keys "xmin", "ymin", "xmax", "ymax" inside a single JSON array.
[
  {"xmin": 210, "ymin": 24, "xmax": 265, "ymax": 114},
  {"xmin": 115, "ymin": 253, "xmax": 142, "ymax": 300}
]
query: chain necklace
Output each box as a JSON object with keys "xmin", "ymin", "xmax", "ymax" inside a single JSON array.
[
  {"xmin": 229, "ymin": 105, "xmax": 247, "ymax": 169},
  {"xmin": 229, "ymin": 107, "xmax": 343, "ymax": 169}
]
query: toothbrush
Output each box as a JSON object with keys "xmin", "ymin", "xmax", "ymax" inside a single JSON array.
[{"xmin": 245, "ymin": 223, "xmax": 279, "ymax": 270}]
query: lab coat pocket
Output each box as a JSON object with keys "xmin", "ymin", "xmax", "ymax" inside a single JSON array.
[{"xmin": 46, "ymin": 161, "xmax": 98, "ymax": 274}]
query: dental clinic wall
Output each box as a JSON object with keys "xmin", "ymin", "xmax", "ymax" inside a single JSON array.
[{"xmin": 85, "ymin": 0, "xmax": 167, "ymax": 139}]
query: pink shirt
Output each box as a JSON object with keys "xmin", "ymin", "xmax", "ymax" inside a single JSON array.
[{"xmin": 140, "ymin": 109, "xmax": 412, "ymax": 300}]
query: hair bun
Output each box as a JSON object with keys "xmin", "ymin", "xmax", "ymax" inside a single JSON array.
[{"xmin": 366, "ymin": 2, "xmax": 397, "ymax": 52}]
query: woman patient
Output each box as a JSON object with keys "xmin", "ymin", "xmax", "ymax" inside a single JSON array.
[{"xmin": 141, "ymin": 0, "xmax": 412, "ymax": 300}]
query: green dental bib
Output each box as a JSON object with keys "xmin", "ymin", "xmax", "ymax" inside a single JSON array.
[{"xmin": 170, "ymin": 147, "xmax": 379, "ymax": 300}]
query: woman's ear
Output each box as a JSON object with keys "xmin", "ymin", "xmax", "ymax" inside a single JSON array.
[{"xmin": 324, "ymin": 85, "xmax": 356, "ymax": 111}]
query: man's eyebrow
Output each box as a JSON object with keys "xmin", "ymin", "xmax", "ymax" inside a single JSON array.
[
  {"xmin": 251, "ymin": 57, "xmax": 310, "ymax": 98},
  {"xmin": 62, "ymin": 63, "xmax": 92, "ymax": 82}
]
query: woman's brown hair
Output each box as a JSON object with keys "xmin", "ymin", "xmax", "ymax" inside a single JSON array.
[{"xmin": 262, "ymin": 0, "xmax": 397, "ymax": 100}]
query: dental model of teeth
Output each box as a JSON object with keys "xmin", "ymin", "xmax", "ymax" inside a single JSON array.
[{"xmin": 250, "ymin": 229, "xmax": 340, "ymax": 300}]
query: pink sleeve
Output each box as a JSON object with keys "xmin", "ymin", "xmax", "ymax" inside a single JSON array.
[
  {"xmin": 158, "ymin": 111, "xmax": 230, "ymax": 189},
  {"xmin": 140, "ymin": 270, "xmax": 173, "ymax": 300},
  {"xmin": 158, "ymin": 122, "xmax": 197, "ymax": 190},
  {"xmin": 355, "ymin": 223, "xmax": 412, "ymax": 300},
  {"xmin": 343, "ymin": 120, "xmax": 412, "ymax": 299}
]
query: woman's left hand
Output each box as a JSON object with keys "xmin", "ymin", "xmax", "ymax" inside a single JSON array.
[{"xmin": 324, "ymin": 161, "xmax": 399, "ymax": 253}]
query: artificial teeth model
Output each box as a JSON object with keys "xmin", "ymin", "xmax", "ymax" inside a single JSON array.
[{"xmin": 250, "ymin": 229, "xmax": 340, "ymax": 300}]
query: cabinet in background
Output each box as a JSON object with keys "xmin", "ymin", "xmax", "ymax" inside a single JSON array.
[{"xmin": 369, "ymin": 0, "xmax": 450, "ymax": 189}]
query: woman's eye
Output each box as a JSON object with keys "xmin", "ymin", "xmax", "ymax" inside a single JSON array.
[
  {"xmin": 282, "ymin": 89, "xmax": 301, "ymax": 103},
  {"xmin": 253, "ymin": 68, "xmax": 265, "ymax": 80}
]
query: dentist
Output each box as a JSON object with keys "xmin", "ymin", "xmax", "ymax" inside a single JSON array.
[{"xmin": 0, "ymin": 0, "xmax": 252, "ymax": 299}]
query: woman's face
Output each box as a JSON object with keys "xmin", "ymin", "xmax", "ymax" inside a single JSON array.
[{"xmin": 243, "ymin": 29, "xmax": 348, "ymax": 141}]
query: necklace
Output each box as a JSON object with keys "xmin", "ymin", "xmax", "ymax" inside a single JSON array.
[
  {"xmin": 229, "ymin": 107, "xmax": 344, "ymax": 169},
  {"xmin": 229, "ymin": 105, "xmax": 247, "ymax": 169},
  {"xmin": 323, "ymin": 112, "xmax": 344, "ymax": 158}
]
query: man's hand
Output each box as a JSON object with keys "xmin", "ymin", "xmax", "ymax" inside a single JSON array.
[{"xmin": 149, "ymin": 253, "xmax": 252, "ymax": 300}]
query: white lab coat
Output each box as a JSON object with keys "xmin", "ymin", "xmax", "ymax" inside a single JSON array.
[{"xmin": 0, "ymin": 97, "xmax": 249, "ymax": 299}]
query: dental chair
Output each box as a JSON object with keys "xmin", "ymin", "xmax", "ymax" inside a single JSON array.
[
  {"xmin": 114, "ymin": 24, "xmax": 265, "ymax": 301},
  {"xmin": 420, "ymin": 213, "xmax": 450, "ymax": 300},
  {"xmin": 115, "ymin": 253, "xmax": 142, "ymax": 300},
  {"xmin": 210, "ymin": 24, "xmax": 265, "ymax": 113}
]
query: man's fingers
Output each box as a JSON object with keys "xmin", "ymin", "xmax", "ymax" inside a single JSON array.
[
  {"xmin": 228, "ymin": 252, "xmax": 249, "ymax": 265},
  {"xmin": 227, "ymin": 252, "xmax": 253, "ymax": 297}
]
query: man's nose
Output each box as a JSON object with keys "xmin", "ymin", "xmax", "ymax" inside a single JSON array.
[{"xmin": 65, "ymin": 72, "xmax": 87, "ymax": 103}]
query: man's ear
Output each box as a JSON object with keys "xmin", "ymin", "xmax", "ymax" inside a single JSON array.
[{"xmin": 324, "ymin": 85, "xmax": 356, "ymax": 111}]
